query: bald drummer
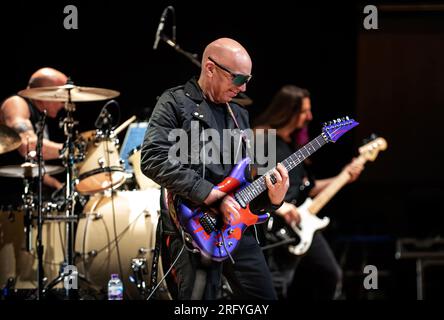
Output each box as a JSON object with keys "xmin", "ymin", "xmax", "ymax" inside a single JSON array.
[{"xmin": 0, "ymin": 67, "xmax": 67, "ymax": 189}]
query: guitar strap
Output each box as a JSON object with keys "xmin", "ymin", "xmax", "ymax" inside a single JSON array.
[{"xmin": 225, "ymin": 102, "xmax": 251, "ymax": 153}]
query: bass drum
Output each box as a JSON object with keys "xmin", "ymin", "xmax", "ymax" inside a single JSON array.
[
  {"xmin": 0, "ymin": 206, "xmax": 66, "ymax": 289},
  {"xmin": 75, "ymin": 189, "xmax": 170, "ymax": 299}
]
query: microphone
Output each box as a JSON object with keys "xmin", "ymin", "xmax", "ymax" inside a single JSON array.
[
  {"xmin": 95, "ymin": 100, "xmax": 118, "ymax": 130},
  {"xmin": 153, "ymin": 7, "xmax": 170, "ymax": 50}
]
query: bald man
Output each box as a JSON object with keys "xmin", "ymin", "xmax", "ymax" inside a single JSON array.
[
  {"xmin": 0, "ymin": 67, "xmax": 67, "ymax": 190},
  {"xmin": 141, "ymin": 38, "xmax": 288, "ymax": 300},
  {"xmin": 0, "ymin": 68, "xmax": 68, "ymax": 287}
]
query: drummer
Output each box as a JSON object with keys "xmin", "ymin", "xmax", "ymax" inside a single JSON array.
[{"xmin": 0, "ymin": 67, "xmax": 67, "ymax": 204}]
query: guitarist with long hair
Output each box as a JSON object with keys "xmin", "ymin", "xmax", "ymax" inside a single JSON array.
[{"xmin": 254, "ymin": 85, "xmax": 363, "ymax": 300}]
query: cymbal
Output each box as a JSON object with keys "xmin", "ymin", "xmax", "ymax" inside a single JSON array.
[
  {"xmin": 0, "ymin": 125, "xmax": 21, "ymax": 154},
  {"xmin": 0, "ymin": 163, "xmax": 64, "ymax": 178},
  {"xmin": 18, "ymin": 84, "xmax": 120, "ymax": 102}
]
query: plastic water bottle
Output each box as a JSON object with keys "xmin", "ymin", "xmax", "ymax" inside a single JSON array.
[{"xmin": 108, "ymin": 273, "xmax": 123, "ymax": 300}]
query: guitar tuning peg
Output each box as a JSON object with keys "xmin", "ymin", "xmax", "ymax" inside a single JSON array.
[
  {"xmin": 345, "ymin": 116, "xmax": 350, "ymax": 121},
  {"xmin": 370, "ymin": 133, "xmax": 378, "ymax": 140},
  {"xmin": 337, "ymin": 118, "xmax": 341, "ymax": 123}
]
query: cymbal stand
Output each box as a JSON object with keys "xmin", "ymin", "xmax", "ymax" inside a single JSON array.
[
  {"xmin": 22, "ymin": 169, "xmax": 34, "ymax": 253},
  {"xmin": 23, "ymin": 139, "xmax": 38, "ymax": 253},
  {"xmin": 36, "ymin": 110, "xmax": 47, "ymax": 300},
  {"xmin": 43, "ymin": 84, "xmax": 79, "ymax": 299},
  {"xmin": 22, "ymin": 141, "xmax": 36, "ymax": 254}
]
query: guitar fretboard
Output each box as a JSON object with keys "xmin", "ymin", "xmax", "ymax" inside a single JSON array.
[{"xmin": 235, "ymin": 134, "xmax": 327, "ymax": 205}]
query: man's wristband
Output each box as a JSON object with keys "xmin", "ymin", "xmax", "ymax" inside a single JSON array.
[{"xmin": 270, "ymin": 200, "xmax": 284, "ymax": 211}]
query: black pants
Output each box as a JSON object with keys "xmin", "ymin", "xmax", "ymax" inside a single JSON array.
[
  {"xmin": 163, "ymin": 228, "xmax": 277, "ymax": 300},
  {"xmin": 223, "ymin": 228, "xmax": 277, "ymax": 300},
  {"xmin": 268, "ymin": 232, "xmax": 342, "ymax": 300}
]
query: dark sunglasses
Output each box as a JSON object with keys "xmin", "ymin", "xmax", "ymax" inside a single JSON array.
[{"xmin": 208, "ymin": 56, "xmax": 252, "ymax": 86}]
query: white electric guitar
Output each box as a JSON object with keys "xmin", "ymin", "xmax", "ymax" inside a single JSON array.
[{"xmin": 285, "ymin": 137, "xmax": 388, "ymax": 255}]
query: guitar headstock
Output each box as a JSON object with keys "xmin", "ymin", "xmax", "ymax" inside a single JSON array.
[
  {"xmin": 359, "ymin": 137, "xmax": 388, "ymax": 161},
  {"xmin": 322, "ymin": 117, "xmax": 359, "ymax": 143}
]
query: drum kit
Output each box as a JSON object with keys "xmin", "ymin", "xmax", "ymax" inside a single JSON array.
[{"xmin": 0, "ymin": 83, "xmax": 169, "ymax": 300}]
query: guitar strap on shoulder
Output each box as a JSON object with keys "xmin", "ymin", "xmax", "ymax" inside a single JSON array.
[
  {"xmin": 226, "ymin": 102, "xmax": 254, "ymax": 177},
  {"xmin": 225, "ymin": 102, "xmax": 251, "ymax": 149}
]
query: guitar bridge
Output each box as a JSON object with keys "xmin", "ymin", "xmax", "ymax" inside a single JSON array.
[{"xmin": 199, "ymin": 213, "xmax": 218, "ymax": 234}]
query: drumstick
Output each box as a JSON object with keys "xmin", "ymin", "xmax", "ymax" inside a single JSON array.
[{"xmin": 111, "ymin": 115, "xmax": 137, "ymax": 137}]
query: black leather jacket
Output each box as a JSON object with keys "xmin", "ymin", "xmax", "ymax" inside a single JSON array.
[{"xmin": 141, "ymin": 78, "xmax": 273, "ymax": 212}]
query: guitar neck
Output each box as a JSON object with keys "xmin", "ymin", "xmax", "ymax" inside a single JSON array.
[
  {"xmin": 235, "ymin": 134, "xmax": 327, "ymax": 205},
  {"xmin": 308, "ymin": 154, "xmax": 367, "ymax": 215}
]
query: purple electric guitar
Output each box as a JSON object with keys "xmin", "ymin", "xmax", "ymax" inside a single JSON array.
[{"xmin": 173, "ymin": 117, "xmax": 359, "ymax": 261}]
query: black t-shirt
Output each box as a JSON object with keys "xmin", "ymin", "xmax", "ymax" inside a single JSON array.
[
  {"xmin": 0, "ymin": 98, "xmax": 63, "ymax": 207},
  {"xmin": 205, "ymin": 100, "xmax": 248, "ymax": 179},
  {"xmin": 207, "ymin": 100, "xmax": 228, "ymax": 134},
  {"xmin": 275, "ymin": 136, "xmax": 314, "ymax": 206}
]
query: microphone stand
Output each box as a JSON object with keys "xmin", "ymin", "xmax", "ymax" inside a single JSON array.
[
  {"xmin": 36, "ymin": 110, "xmax": 47, "ymax": 300},
  {"xmin": 95, "ymin": 101, "xmax": 115, "ymax": 136},
  {"xmin": 160, "ymin": 33, "xmax": 201, "ymax": 68}
]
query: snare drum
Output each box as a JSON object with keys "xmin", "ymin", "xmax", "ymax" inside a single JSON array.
[
  {"xmin": 75, "ymin": 130, "xmax": 126, "ymax": 194},
  {"xmin": 75, "ymin": 189, "xmax": 170, "ymax": 299}
]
